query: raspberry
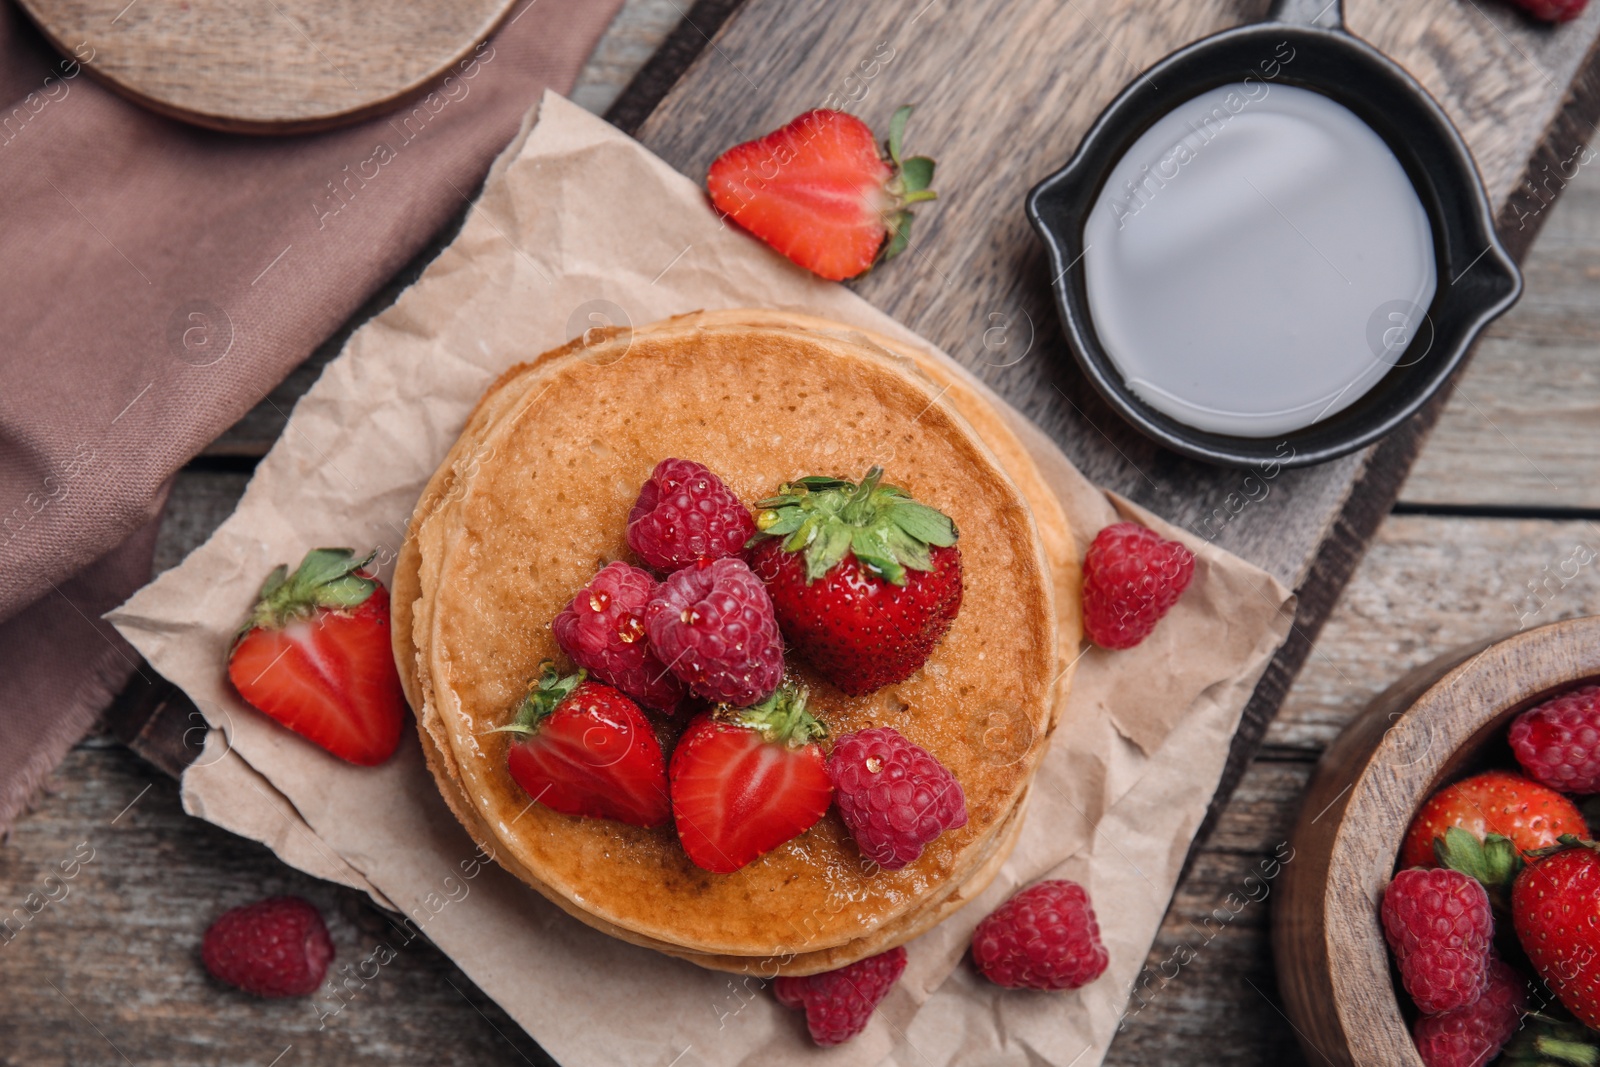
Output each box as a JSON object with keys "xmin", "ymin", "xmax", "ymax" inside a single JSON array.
[
  {"xmin": 627, "ymin": 458, "xmax": 755, "ymax": 572},
  {"xmin": 1412, "ymin": 957, "xmax": 1527, "ymax": 1067},
  {"xmin": 1511, "ymin": 0, "xmax": 1586, "ymax": 21},
  {"xmin": 827, "ymin": 727, "xmax": 967, "ymax": 870},
  {"xmin": 772, "ymin": 946, "xmax": 907, "ymax": 1047},
  {"xmin": 553, "ymin": 562, "xmax": 686, "ymax": 713},
  {"xmin": 644, "ymin": 557, "xmax": 783, "ymax": 706},
  {"xmin": 201, "ymin": 896, "xmax": 333, "ymax": 998},
  {"xmin": 972, "ymin": 879, "xmax": 1110, "ymax": 991},
  {"xmin": 1082, "ymin": 522, "xmax": 1195, "ymax": 650},
  {"xmin": 1381, "ymin": 868, "xmax": 1493, "ymax": 1014},
  {"xmin": 1510, "ymin": 685, "xmax": 1600, "ymax": 794}
]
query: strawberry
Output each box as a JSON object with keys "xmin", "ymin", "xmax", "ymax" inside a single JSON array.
[
  {"xmin": 497, "ymin": 664, "xmax": 670, "ymax": 828},
  {"xmin": 1512, "ymin": 836, "xmax": 1600, "ymax": 1030},
  {"xmin": 746, "ymin": 467, "xmax": 962, "ymax": 696},
  {"xmin": 707, "ymin": 105, "xmax": 937, "ymax": 281},
  {"xmin": 1403, "ymin": 771, "xmax": 1586, "ymax": 897},
  {"xmin": 227, "ymin": 548, "xmax": 405, "ymax": 766},
  {"xmin": 668, "ymin": 683, "xmax": 832, "ymax": 873}
]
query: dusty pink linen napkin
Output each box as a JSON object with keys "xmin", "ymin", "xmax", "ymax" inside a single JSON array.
[{"xmin": 0, "ymin": 0, "xmax": 625, "ymax": 831}]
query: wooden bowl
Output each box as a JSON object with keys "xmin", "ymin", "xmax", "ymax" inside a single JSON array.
[{"xmin": 1275, "ymin": 614, "xmax": 1600, "ymax": 1066}]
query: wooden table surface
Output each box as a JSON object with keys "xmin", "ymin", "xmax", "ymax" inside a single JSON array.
[{"xmin": 5, "ymin": 2, "xmax": 1600, "ymax": 1064}]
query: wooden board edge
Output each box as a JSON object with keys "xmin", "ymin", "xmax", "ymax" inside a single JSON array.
[
  {"xmin": 12, "ymin": 0, "xmax": 519, "ymax": 136},
  {"xmin": 603, "ymin": 0, "xmax": 747, "ymax": 135}
]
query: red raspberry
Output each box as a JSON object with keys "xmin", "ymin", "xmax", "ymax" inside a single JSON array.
[
  {"xmin": 644, "ymin": 557, "xmax": 783, "ymax": 706},
  {"xmin": 201, "ymin": 896, "xmax": 333, "ymax": 997},
  {"xmin": 553, "ymin": 562, "xmax": 685, "ymax": 713},
  {"xmin": 1412, "ymin": 957, "xmax": 1527, "ymax": 1067},
  {"xmin": 1381, "ymin": 868, "xmax": 1493, "ymax": 1014},
  {"xmin": 772, "ymin": 946, "xmax": 907, "ymax": 1047},
  {"xmin": 1082, "ymin": 522, "xmax": 1195, "ymax": 650},
  {"xmin": 1511, "ymin": 0, "xmax": 1586, "ymax": 21},
  {"xmin": 627, "ymin": 458, "xmax": 755, "ymax": 572},
  {"xmin": 827, "ymin": 726, "xmax": 967, "ymax": 870},
  {"xmin": 970, "ymin": 879, "xmax": 1109, "ymax": 990},
  {"xmin": 1510, "ymin": 684, "xmax": 1600, "ymax": 794}
]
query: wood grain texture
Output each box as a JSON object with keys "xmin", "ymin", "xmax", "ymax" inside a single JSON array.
[
  {"xmin": 569, "ymin": 0, "xmax": 687, "ymax": 116},
  {"xmin": 1404, "ymin": 151, "xmax": 1600, "ymax": 508},
  {"xmin": 14, "ymin": 0, "xmax": 515, "ymax": 133},
  {"xmin": 0, "ymin": 742, "xmax": 555, "ymax": 1067}
]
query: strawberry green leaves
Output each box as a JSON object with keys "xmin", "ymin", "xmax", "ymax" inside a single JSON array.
[
  {"xmin": 882, "ymin": 105, "xmax": 937, "ymax": 264},
  {"xmin": 750, "ymin": 466, "xmax": 957, "ymax": 586}
]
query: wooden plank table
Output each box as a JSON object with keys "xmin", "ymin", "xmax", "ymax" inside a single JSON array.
[{"xmin": 5, "ymin": 1, "xmax": 1600, "ymax": 1064}]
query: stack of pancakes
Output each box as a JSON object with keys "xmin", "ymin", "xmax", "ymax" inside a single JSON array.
[{"xmin": 393, "ymin": 309, "xmax": 1080, "ymax": 976}]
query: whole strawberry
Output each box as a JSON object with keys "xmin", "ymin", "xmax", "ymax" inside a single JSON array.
[
  {"xmin": 707, "ymin": 106, "xmax": 936, "ymax": 281},
  {"xmin": 1508, "ymin": 0, "xmax": 1587, "ymax": 21},
  {"xmin": 1512, "ymin": 836, "xmax": 1600, "ymax": 1028},
  {"xmin": 971, "ymin": 879, "xmax": 1109, "ymax": 991},
  {"xmin": 227, "ymin": 548, "xmax": 406, "ymax": 766},
  {"xmin": 1412, "ymin": 957, "xmax": 1527, "ymax": 1067},
  {"xmin": 553, "ymin": 561, "xmax": 685, "ymax": 713},
  {"xmin": 1082, "ymin": 522, "xmax": 1194, "ymax": 650},
  {"xmin": 1401, "ymin": 770, "xmax": 1585, "ymax": 875},
  {"xmin": 1381, "ymin": 867, "xmax": 1494, "ymax": 1015},
  {"xmin": 1510, "ymin": 685, "xmax": 1600, "ymax": 794},
  {"xmin": 747, "ymin": 467, "xmax": 961, "ymax": 695},
  {"xmin": 627, "ymin": 458, "xmax": 755, "ymax": 572},
  {"xmin": 773, "ymin": 946, "xmax": 907, "ymax": 1047},
  {"xmin": 202, "ymin": 896, "xmax": 333, "ymax": 998},
  {"xmin": 827, "ymin": 726, "xmax": 967, "ymax": 870},
  {"xmin": 669, "ymin": 684, "xmax": 832, "ymax": 873},
  {"xmin": 497, "ymin": 665, "xmax": 670, "ymax": 828},
  {"xmin": 644, "ymin": 556, "xmax": 784, "ymax": 706}
]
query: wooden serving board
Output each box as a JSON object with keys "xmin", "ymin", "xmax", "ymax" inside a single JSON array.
[
  {"xmin": 626, "ymin": 0, "xmax": 1600, "ymax": 839},
  {"xmin": 14, "ymin": 0, "xmax": 516, "ymax": 133}
]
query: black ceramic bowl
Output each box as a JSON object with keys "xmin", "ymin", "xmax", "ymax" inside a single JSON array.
[{"xmin": 1026, "ymin": 0, "xmax": 1521, "ymax": 469}]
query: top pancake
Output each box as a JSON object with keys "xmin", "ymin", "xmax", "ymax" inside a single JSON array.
[{"xmin": 399, "ymin": 312, "xmax": 1068, "ymax": 958}]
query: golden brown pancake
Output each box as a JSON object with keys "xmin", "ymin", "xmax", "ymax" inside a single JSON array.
[{"xmin": 395, "ymin": 311, "xmax": 1072, "ymax": 966}]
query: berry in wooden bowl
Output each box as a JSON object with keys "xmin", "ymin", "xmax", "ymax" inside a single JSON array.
[{"xmin": 1276, "ymin": 615, "xmax": 1600, "ymax": 1067}]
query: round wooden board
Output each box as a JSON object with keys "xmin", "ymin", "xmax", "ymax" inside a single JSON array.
[{"xmin": 15, "ymin": 0, "xmax": 518, "ymax": 134}]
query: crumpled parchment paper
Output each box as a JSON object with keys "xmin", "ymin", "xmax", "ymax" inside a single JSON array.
[{"xmin": 110, "ymin": 92, "xmax": 1294, "ymax": 1067}]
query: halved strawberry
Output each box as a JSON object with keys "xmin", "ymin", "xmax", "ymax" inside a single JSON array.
[
  {"xmin": 497, "ymin": 665, "xmax": 670, "ymax": 828},
  {"xmin": 669, "ymin": 683, "xmax": 832, "ymax": 873},
  {"xmin": 746, "ymin": 467, "xmax": 962, "ymax": 695},
  {"xmin": 707, "ymin": 105, "xmax": 937, "ymax": 281},
  {"xmin": 226, "ymin": 548, "xmax": 405, "ymax": 766}
]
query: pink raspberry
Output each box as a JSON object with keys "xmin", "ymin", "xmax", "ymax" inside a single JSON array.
[
  {"xmin": 971, "ymin": 879, "xmax": 1109, "ymax": 990},
  {"xmin": 772, "ymin": 946, "xmax": 907, "ymax": 1047},
  {"xmin": 553, "ymin": 562, "xmax": 685, "ymax": 713},
  {"xmin": 827, "ymin": 726, "xmax": 967, "ymax": 870},
  {"xmin": 1381, "ymin": 867, "xmax": 1493, "ymax": 1015},
  {"xmin": 1082, "ymin": 522, "xmax": 1194, "ymax": 650},
  {"xmin": 201, "ymin": 896, "xmax": 333, "ymax": 998},
  {"xmin": 627, "ymin": 458, "xmax": 755, "ymax": 572},
  {"xmin": 643, "ymin": 557, "xmax": 783, "ymax": 706},
  {"xmin": 1412, "ymin": 957, "xmax": 1527, "ymax": 1067},
  {"xmin": 1510, "ymin": 684, "xmax": 1600, "ymax": 794}
]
